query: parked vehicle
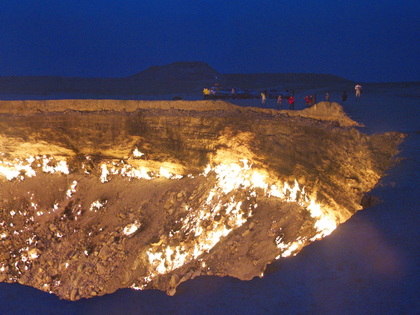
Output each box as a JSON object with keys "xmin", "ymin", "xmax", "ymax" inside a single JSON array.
[
  {"xmin": 203, "ymin": 86, "xmax": 288, "ymax": 100},
  {"xmin": 265, "ymin": 88, "xmax": 292, "ymax": 99},
  {"xmin": 235, "ymin": 89, "xmax": 260, "ymax": 99},
  {"xmin": 208, "ymin": 88, "xmax": 231, "ymax": 99}
]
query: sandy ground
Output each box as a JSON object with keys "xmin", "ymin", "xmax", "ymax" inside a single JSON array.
[{"xmin": 0, "ymin": 83, "xmax": 419, "ymax": 314}]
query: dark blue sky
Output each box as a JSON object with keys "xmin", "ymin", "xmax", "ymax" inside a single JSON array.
[{"xmin": 0, "ymin": 0, "xmax": 419, "ymax": 82}]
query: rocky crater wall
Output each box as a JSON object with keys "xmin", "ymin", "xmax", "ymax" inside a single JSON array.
[{"xmin": 0, "ymin": 100, "xmax": 404, "ymax": 300}]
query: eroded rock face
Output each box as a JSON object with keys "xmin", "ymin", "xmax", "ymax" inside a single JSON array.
[{"xmin": 0, "ymin": 100, "xmax": 404, "ymax": 300}]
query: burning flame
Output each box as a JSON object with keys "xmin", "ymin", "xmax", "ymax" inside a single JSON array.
[
  {"xmin": 123, "ymin": 221, "xmax": 141, "ymax": 236},
  {"xmin": 144, "ymin": 159, "xmax": 338, "ymax": 283},
  {"xmin": 1, "ymin": 146, "xmax": 339, "ymax": 289},
  {"xmin": 0, "ymin": 154, "xmax": 69, "ymax": 180},
  {"xmin": 132, "ymin": 147, "xmax": 144, "ymax": 158},
  {"xmin": 99, "ymin": 161, "xmax": 183, "ymax": 182}
]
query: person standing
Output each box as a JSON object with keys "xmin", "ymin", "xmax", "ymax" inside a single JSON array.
[
  {"xmin": 341, "ymin": 90, "xmax": 347, "ymax": 102},
  {"xmin": 304, "ymin": 95, "xmax": 311, "ymax": 107},
  {"xmin": 355, "ymin": 84, "xmax": 363, "ymax": 100},
  {"xmin": 325, "ymin": 92, "xmax": 330, "ymax": 101},
  {"xmin": 261, "ymin": 92, "xmax": 266, "ymax": 105},
  {"xmin": 203, "ymin": 88, "xmax": 210, "ymax": 100},
  {"xmin": 231, "ymin": 87, "xmax": 236, "ymax": 99},
  {"xmin": 288, "ymin": 96, "xmax": 295, "ymax": 110},
  {"xmin": 277, "ymin": 95, "xmax": 283, "ymax": 109}
]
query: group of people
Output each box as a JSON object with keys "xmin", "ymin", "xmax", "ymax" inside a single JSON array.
[
  {"xmin": 274, "ymin": 94, "xmax": 295, "ymax": 110},
  {"xmin": 304, "ymin": 95, "xmax": 316, "ymax": 107},
  {"xmin": 271, "ymin": 84, "xmax": 363, "ymax": 110},
  {"xmin": 261, "ymin": 92, "xmax": 294, "ymax": 109},
  {"xmin": 207, "ymin": 83, "xmax": 363, "ymax": 110},
  {"xmin": 301, "ymin": 84, "xmax": 362, "ymax": 107}
]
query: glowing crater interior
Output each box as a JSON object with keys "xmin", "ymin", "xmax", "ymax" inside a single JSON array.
[{"xmin": 0, "ymin": 100, "xmax": 403, "ymax": 300}]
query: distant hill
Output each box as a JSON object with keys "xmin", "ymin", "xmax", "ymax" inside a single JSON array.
[{"xmin": 128, "ymin": 61, "xmax": 220, "ymax": 81}]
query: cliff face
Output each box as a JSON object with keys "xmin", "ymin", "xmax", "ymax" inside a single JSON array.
[{"xmin": 0, "ymin": 100, "xmax": 403, "ymax": 300}]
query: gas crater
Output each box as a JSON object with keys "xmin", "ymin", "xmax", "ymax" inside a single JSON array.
[{"xmin": 0, "ymin": 100, "xmax": 403, "ymax": 300}]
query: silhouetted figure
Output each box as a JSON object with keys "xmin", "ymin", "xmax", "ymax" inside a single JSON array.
[
  {"xmin": 325, "ymin": 92, "xmax": 330, "ymax": 101},
  {"xmin": 277, "ymin": 95, "xmax": 283, "ymax": 109},
  {"xmin": 304, "ymin": 95, "xmax": 312, "ymax": 108},
  {"xmin": 341, "ymin": 90, "xmax": 347, "ymax": 102}
]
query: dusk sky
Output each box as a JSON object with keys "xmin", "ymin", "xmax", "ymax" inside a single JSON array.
[{"xmin": 0, "ymin": 0, "xmax": 419, "ymax": 82}]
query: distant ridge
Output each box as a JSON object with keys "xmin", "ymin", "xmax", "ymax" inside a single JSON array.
[{"xmin": 2, "ymin": 61, "xmax": 415, "ymax": 97}]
